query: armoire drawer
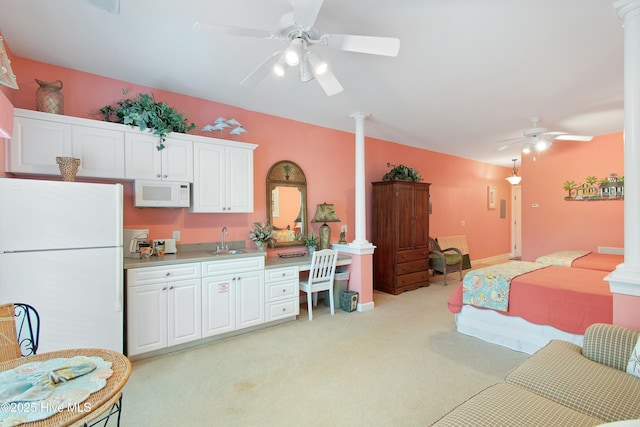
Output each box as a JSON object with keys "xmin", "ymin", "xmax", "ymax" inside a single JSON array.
[
  {"xmin": 396, "ymin": 270, "xmax": 429, "ymax": 287},
  {"xmin": 397, "ymin": 248, "xmax": 429, "ymax": 263},
  {"xmin": 397, "ymin": 259, "xmax": 429, "ymax": 275}
]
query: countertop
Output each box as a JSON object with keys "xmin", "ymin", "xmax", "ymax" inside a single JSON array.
[{"xmin": 124, "ymin": 244, "xmax": 352, "ymax": 270}]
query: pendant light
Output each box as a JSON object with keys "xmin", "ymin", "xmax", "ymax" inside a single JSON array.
[{"xmin": 506, "ymin": 159, "xmax": 522, "ymax": 185}]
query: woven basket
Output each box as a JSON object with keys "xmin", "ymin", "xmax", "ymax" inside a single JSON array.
[{"xmin": 56, "ymin": 156, "xmax": 81, "ymax": 181}]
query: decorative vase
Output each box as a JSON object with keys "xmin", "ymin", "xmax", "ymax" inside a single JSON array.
[
  {"xmin": 35, "ymin": 79, "xmax": 64, "ymax": 114},
  {"xmin": 307, "ymin": 245, "xmax": 315, "ymax": 255},
  {"xmin": 256, "ymin": 242, "xmax": 266, "ymax": 252},
  {"xmin": 56, "ymin": 156, "xmax": 80, "ymax": 181}
]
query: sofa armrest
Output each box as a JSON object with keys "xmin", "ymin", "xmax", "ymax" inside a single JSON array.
[{"xmin": 582, "ymin": 323, "xmax": 640, "ymax": 371}]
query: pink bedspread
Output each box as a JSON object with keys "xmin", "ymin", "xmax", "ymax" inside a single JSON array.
[
  {"xmin": 571, "ymin": 253, "xmax": 623, "ymax": 272},
  {"xmin": 448, "ymin": 266, "xmax": 613, "ymax": 334}
]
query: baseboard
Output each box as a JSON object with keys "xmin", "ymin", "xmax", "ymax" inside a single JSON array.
[
  {"xmin": 358, "ymin": 301, "xmax": 375, "ymax": 312},
  {"xmin": 471, "ymin": 253, "xmax": 511, "ymax": 266}
]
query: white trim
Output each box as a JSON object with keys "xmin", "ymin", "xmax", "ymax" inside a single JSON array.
[
  {"xmin": 357, "ymin": 301, "xmax": 375, "ymax": 312},
  {"xmin": 606, "ymin": 263, "xmax": 640, "ymax": 296},
  {"xmin": 332, "ymin": 242, "xmax": 376, "ymax": 256}
]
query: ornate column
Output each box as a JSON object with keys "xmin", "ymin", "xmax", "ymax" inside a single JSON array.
[{"xmin": 606, "ymin": 0, "xmax": 640, "ymax": 328}]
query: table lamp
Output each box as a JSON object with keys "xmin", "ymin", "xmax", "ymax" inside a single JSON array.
[{"xmin": 311, "ymin": 202, "xmax": 340, "ymax": 250}]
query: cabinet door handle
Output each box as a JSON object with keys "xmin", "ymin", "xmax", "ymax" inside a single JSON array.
[
  {"xmin": 169, "ymin": 286, "xmax": 174, "ymax": 290},
  {"xmin": 156, "ymin": 174, "xmax": 161, "ymax": 178},
  {"xmin": 163, "ymin": 174, "xmax": 168, "ymax": 178},
  {"xmin": 162, "ymin": 287, "xmax": 167, "ymax": 291}
]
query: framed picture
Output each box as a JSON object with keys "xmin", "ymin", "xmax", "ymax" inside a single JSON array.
[{"xmin": 488, "ymin": 185, "xmax": 497, "ymax": 209}]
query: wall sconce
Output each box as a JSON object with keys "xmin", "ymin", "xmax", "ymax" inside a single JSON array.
[
  {"xmin": 505, "ymin": 158, "xmax": 522, "ymax": 185},
  {"xmin": 311, "ymin": 202, "xmax": 340, "ymax": 250}
]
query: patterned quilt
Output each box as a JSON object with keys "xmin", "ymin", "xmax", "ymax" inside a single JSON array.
[
  {"xmin": 462, "ymin": 261, "xmax": 549, "ymax": 312},
  {"xmin": 535, "ymin": 250, "xmax": 590, "ymax": 267}
]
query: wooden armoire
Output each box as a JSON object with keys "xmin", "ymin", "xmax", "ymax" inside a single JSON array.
[{"xmin": 371, "ymin": 181, "xmax": 431, "ymax": 295}]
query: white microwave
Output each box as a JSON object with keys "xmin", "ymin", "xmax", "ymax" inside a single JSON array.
[{"xmin": 134, "ymin": 180, "xmax": 190, "ymax": 208}]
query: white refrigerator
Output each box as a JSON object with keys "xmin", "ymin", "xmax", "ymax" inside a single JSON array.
[{"xmin": 0, "ymin": 178, "xmax": 124, "ymax": 353}]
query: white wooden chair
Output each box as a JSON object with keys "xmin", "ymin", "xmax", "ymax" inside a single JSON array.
[{"xmin": 299, "ymin": 249, "xmax": 338, "ymax": 320}]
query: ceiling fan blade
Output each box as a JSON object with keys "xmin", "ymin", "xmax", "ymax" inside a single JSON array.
[
  {"xmin": 193, "ymin": 22, "xmax": 276, "ymax": 39},
  {"xmin": 554, "ymin": 134, "xmax": 593, "ymax": 142},
  {"xmin": 495, "ymin": 136, "xmax": 526, "ymax": 144},
  {"xmin": 240, "ymin": 51, "xmax": 282, "ymax": 86},
  {"xmin": 321, "ymin": 34, "xmax": 400, "ymax": 57},
  {"xmin": 314, "ymin": 69, "xmax": 343, "ymax": 96},
  {"xmin": 293, "ymin": 0, "xmax": 324, "ymax": 29}
]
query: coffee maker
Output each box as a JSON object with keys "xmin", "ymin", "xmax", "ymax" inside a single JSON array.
[{"xmin": 123, "ymin": 228, "xmax": 150, "ymax": 258}]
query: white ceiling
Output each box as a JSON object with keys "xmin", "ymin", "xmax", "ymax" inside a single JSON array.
[{"xmin": 0, "ymin": 0, "xmax": 625, "ymax": 166}]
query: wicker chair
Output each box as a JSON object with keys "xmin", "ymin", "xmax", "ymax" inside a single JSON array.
[
  {"xmin": 0, "ymin": 302, "xmax": 39, "ymax": 362},
  {"xmin": 428, "ymin": 237, "xmax": 463, "ymax": 286}
]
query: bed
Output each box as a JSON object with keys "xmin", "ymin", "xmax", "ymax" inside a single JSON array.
[
  {"xmin": 448, "ymin": 261, "xmax": 613, "ymax": 354},
  {"xmin": 535, "ymin": 250, "xmax": 623, "ymax": 272}
]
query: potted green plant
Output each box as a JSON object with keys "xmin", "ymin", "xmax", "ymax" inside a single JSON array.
[
  {"xmin": 382, "ymin": 162, "xmax": 423, "ymax": 182},
  {"xmin": 99, "ymin": 90, "xmax": 196, "ymax": 150},
  {"xmin": 303, "ymin": 233, "xmax": 319, "ymax": 254},
  {"xmin": 249, "ymin": 221, "xmax": 276, "ymax": 251}
]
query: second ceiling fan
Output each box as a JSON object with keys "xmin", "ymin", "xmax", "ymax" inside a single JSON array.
[
  {"xmin": 193, "ymin": 0, "xmax": 400, "ymax": 96},
  {"xmin": 497, "ymin": 117, "xmax": 593, "ymax": 154}
]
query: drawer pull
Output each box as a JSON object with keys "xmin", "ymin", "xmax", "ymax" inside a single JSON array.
[
  {"xmin": 166, "ymin": 272, "xmax": 170, "ymax": 277},
  {"xmin": 169, "ymin": 286, "xmax": 174, "ymax": 290},
  {"xmin": 162, "ymin": 287, "xmax": 167, "ymax": 291}
]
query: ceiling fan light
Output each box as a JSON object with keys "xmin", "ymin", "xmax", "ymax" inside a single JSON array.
[
  {"xmin": 308, "ymin": 52, "xmax": 327, "ymax": 75},
  {"xmin": 522, "ymin": 145, "xmax": 531, "ymax": 154},
  {"xmin": 299, "ymin": 60, "xmax": 314, "ymax": 83},
  {"xmin": 534, "ymin": 140, "xmax": 549, "ymax": 152},
  {"xmin": 285, "ymin": 38, "xmax": 303, "ymax": 66},
  {"xmin": 273, "ymin": 56, "xmax": 287, "ymax": 77}
]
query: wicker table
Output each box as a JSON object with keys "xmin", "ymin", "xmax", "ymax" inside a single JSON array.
[{"xmin": 0, "ymin": 348, "xmax": 132, "ymax": 427}]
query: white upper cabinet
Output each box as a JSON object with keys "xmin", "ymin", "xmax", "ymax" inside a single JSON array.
[
  {"xmin": 191, "ymin": 139, "xmax": 256, "ymax": 213},
  {"xmin": 8, "ymin": 115, "xmax": 73, "ymax": 175},
  {"xmin": 124, "ymin": 132, "xmax": 193, "ymax": 182},
  {"xmin": 72, "ymin": 125, "xmax": 125, "ymax": 178},
  {"xmin": 7, "ymin": 109, "xmax": 125, "ymax": 179}
]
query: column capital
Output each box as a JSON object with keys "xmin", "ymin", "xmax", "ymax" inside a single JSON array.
[
  {"xmin": 350, "ymin": 112, "xmax": 370, "ymax": 121},
  {"xmin": 614, "ymin": 0, "xmax": 640, "ymax": 20}
]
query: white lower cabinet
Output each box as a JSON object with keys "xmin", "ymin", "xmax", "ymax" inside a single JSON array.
[
  {"xmin": 127, "ymin": 256, "xmax": 302, "ymax": 357},
  {"xmin": 202, "ymin": 257, "xmax": 265, "ymax": 338},
  {"xmin": 264, "ymin": 266, "xmax": 300, "ymax": 321},
  {"xmin": 126, "ymin": 263, "xmax": 201, "ymax": 356}
]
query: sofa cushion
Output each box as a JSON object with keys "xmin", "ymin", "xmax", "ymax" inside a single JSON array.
[
  {"xmin": 431, "ymin": 383, "xmax": 604, "ymax": 426},
  {"xmin": 505, "ymin": 340, "xmax": 640, "ymax": 422},
  {"xmin": 583, "ymin": 323, "xmax": 640, "ymax": 372}
]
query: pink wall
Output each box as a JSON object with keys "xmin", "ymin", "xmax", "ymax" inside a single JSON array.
[
  {"xmin": 3, "ymin": 55, "xmax": 513, "ymax": 263},
  {"xmin": 521, "ymin": 133, "xmax": 624, "ymax": 261}
]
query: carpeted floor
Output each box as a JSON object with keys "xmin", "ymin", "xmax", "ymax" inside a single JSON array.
[{"xmin": 120, "ymin": 266, "xmax": 527, "ymax": 426}]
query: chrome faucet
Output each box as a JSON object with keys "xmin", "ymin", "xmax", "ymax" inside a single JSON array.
[{"xmin": 221, "ymin": 227, "xmax": 228, "ymax": 251}]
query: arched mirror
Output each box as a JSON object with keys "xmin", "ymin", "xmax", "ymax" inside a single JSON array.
[{"xmin": 267, "ymin": 160, "xmax": 307, "ymax": 247}]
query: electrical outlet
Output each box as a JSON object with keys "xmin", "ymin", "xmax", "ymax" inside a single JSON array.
[{"xmin": 172, "ymin": 230, "xmax": 180, "ymax": 241}]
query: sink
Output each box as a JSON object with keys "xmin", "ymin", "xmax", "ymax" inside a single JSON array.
[{"xmin": 213, "ymin": 249, "xmax": 244, "ymax": 255}]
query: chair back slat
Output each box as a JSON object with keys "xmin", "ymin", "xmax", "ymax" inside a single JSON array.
[
  {"xmin": 308, "ymin": 249, "xmax": 338, "ymax": 288},
  {"xmin": 0, "ymin": 303, "xmax": 22, "ymax": 362}
]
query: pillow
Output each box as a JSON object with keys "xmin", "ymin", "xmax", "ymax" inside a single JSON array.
[{"xmin": 627, "ymin": 337, "xmax": 640, "ymax": 378}]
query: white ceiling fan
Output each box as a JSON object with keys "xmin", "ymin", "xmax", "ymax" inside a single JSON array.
[
  {"xmin": 193, "ymin": 0, "xmax": 400, "ymax": 96},
  {"xmin": 497, "ymin": 117, "xmax": 593, "ymax": 154}
]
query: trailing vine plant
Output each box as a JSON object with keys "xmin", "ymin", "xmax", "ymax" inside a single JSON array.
[{"xmin": 99, "ymin": 89, "xmax": 196, "ymax": 150}]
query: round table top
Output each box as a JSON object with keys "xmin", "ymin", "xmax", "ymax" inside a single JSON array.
[{"xmin": 0, "ymin": 348, "xmax": 132, "ymax": 427}]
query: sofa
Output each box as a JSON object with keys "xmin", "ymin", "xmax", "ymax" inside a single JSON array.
[{"xmin": 432, "ymin": 323, "xmax": 640, "ymax": 426}]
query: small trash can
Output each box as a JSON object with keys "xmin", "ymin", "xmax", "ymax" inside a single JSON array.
[
  {"xmin": 323, "ymin": 269, "xmax": 350, "ymax": 308},
  {"xmin": 340, "ymin": 291, "xmax": 358, "ymax": 312}
]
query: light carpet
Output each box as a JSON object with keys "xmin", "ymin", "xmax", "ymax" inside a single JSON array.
[{"xmin": 120, "ymin": 269, "xmax": 527, "ymax": 426}]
